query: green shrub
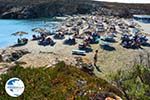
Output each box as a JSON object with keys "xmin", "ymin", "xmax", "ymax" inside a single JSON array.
[
  {"xmin": 109, "ymin": 65, "xmax": 150, "ymax": 100},
  {"xmin": 0, "ymin": 62, "xmax": 122, "ymax": 100}
]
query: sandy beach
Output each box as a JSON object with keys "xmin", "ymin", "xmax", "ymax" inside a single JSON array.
[{"xmin": 0, "ymin": 15, "xmax": 150, "ymax": 78}]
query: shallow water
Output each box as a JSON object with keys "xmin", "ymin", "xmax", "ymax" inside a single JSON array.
[{"xmin": 0, "ymin": 18, "xmax": 60, "ymax": 48}]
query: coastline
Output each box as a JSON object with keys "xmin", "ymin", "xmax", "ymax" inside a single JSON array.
[
  {"xmin": 0, "ymin": 15, "xmax": 150, "ymax": 78},
  {"xmin": 0, "ymin": 1, "xmax": 150, "ymax": 99}
]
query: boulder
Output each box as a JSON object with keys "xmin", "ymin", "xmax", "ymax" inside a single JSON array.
[
  {"xmin": 1, "ymin": 12, "xmax": 14, "ymax": 19},
  {"xmin": 1, "ymin": 6, "xmax": 37, "ymax": 19},
  {"xmin": 0, "ymin": 49, "xmax": 29, "ymax": 62}
]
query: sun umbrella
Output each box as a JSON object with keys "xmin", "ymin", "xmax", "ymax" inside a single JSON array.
[
  {"xmin": 83, "ymin": 29, "xmax": 93, "ymax": 34},
  {"xmin": 32, "ymin": 28, "xmax": 44, "ymax": 33},
  {"xmin": 32, "ymin": 28, "xmax": 49, "ymax": 34},
  {"xmin": 12, "ymin": 31, "xmax": 28, "ymax": 38}
]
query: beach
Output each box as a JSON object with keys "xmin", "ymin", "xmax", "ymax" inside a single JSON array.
[
  {"xmin": 0, "ymin": 0, "xmax": 150, "ymax": 99},
  {"xmin": 0, "ymin": 15, "xmax": 150, "ymax": 78}
]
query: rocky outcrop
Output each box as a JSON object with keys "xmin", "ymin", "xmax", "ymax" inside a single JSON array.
[
  {"xmin": 0, "ymin": 0, "xmax": 96, "ymax": 19},
  {"xmin": 0, "ymin": 49, "xmax": 29, "ymax": 62},
  {"xmin": 0, "ymin": 5, "xmax": 37, "ymax": 19},
  {"xmin": 96, "ymin": 3, "xmax": 150, "ymax": 18},
  {"xmin": 0, "ymin": 0, "xmax": 150, "ymax": 19}
]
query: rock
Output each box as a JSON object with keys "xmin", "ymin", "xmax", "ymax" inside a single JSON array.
[
  {"xmin": 1, "ymin": 12, "xmax": 12, "ymax": 19},
  {"xmin": 1, "ymin": 6, "xmax": 37, "ymax": 19},
  {"xmin": 82, "ymin": 63, "xmax": 94, "ymax": 75},
  {"xmin": 134, "ymin": 50, "xmax": 150, "ymax": 67},
  {"xmin": 0, "ymin": 49, "xmax": 29, "ymax": 62},
  {"xmin": 0, "ymin": 1, "xmax": 150, "ymax": 19},
  {"xmin": 0, "ymin": 62, "xmax": 16, "ymax": 74},
  {"xmin": 77, "ymin": 79, "xmax": 87, "ymax": 88},
  {"xmin": 89, "ymin": 92, "xmax": 122, "ymax": 100}
]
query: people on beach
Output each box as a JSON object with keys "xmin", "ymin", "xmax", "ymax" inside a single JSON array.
[
  {"xmin": 93, "ymin": 50, "xmax": 101, "ymax": 72},
  {"xmin": 121, "ymin": 33, "xmax": 148, "ymax": 48},
  {"xmin": 17, "ymin": 38, "xmax": 28, "ymax": 46},
  {"xmin": 32, "ymin": 35, "xmax": 41, "ymax": 40},
  {"xmin": 17, "ymin": 38, "xmax": 21, "ymax": 44},
  {"xmin": 93, "ymin": 50, "xmax": 98, "ymax": 67}
]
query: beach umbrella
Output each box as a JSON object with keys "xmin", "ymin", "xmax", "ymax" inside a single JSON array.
[
  {"xmin": 12, "ymin": 31, "xmax": 28, "ymax": 38},
  {"xmin": 46, "ymin": 36, "xmax": 52, "ymax": 39},
  {"xmin": 32, "ymin": 28, "xmax": 44, "ymax": 33},
  {"xmin": 32, "ymin": 28, "xmax": 49, "ymax": 34}
]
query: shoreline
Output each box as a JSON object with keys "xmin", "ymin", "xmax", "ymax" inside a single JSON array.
[{"xmin": 0, "ymin": 15, "xmax": 150, "ymax": 77}]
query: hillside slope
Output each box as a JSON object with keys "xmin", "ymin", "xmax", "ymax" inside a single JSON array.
[
  {"xmin": 0, "ymin": 0, "xmax": 150, "ymax": 19},
  {"xmin": 0, "ymin": 62, "xmax": 123, "ymax": 99}
]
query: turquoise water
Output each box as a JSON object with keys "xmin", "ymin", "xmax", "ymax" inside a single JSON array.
[{"xmin": 0, "ymin": 19, "xmax": 60, "ymax": 48}]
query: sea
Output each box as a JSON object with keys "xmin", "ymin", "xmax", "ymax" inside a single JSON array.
[{"xmin": 0, "ymin": 18, "xmax": 60, "ymax": 48}]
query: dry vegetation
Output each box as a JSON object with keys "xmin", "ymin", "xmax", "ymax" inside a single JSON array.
[{"xmin": 0, "ymin": 62, "xmax": 123, "ymax": 99}]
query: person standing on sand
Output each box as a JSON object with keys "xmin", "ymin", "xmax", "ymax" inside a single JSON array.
[
  {"xmin": 94, "ymin": 50, "xmax": 101, "ymax": 72},
  {"xmin": 94, "ymin": 50, "xmax": 98, "ymax": 67}
]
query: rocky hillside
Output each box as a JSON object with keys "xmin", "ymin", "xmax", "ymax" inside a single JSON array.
[
  {"xmin": 0, "ymin": 0, "xmax": 95, "ymax": 19},
  {"xmin": 97, "ymin": 2, "xmax": 150, "ymax": 17},
  {"xmin": 0, "ymin": 0, "xmax": 150, "ymax": 19}
]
